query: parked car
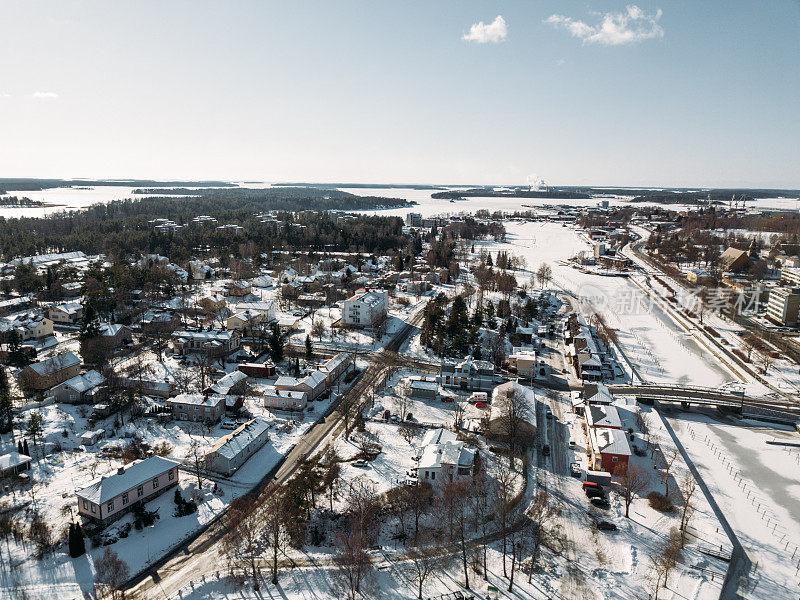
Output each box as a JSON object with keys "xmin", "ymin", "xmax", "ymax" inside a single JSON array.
[
  {"xmin": 586, "ymin": 487, "xmax": 605, "ymax": 499},
  {"xmin": 590, "ymin": 497, "xmax": 610, "ymax": 509},
  {"xmin": 568, "ymin": 439, "xmax": 577, "ymax": 449},
  {"xmin": 475, "ymin": 401, "xmax": 488, "ymax": 409},
  {"xmin": 570, "ymin": 463, "xmax": 581, "ymax": 478},
  {"xmin": 582, "ymin": 481, "xmax": 602, "ymax": 491},
  {"xmin": 596, "ymin": 521, "xmax": 617, "ymax": 531},
  {"xmin": 545, "ymin": 408, "xmax": 553, "ymax": 419},
  {"xmin": 383, "ymin": 410, "xmax": 391, "ymax": 420},
  {"xmin": 352, "ymin": 459, "xmax": 369, "ymax": 468}
]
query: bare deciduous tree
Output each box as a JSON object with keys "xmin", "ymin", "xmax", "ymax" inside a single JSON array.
[
  {"xmin": 614, "ymin": 462, "xmax": 650, "ymax": 518},
  {"xmin": 94, "ymin": 547, "xmax": 130, "ymax": 600},
  {"xmin": 405, "ymin": 529, "xmax": 446, "ymax": 599},
  {"xmin": 678, "ymin": 473, "xmax": 698, "ymax": 548},
  {"xmin": 221, "ymin": 497, "xmax": 263, "ymax": 590}
]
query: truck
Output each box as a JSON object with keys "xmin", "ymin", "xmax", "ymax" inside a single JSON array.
[{"xmin": 585, "ymin": 469, "xmax": 612, "ymax": 487}]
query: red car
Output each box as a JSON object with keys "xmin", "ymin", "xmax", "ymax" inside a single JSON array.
[
  {"xmin": 475, "ymin": 402, "xmax": 488, "ymax": 409},
  {"xmin": 582, "ymin": 481, "xmax": 602, "ymax": 491}
]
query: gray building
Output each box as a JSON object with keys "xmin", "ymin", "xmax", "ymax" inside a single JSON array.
[{"xmin": 204, "ymin": 418, "xmax": 271, "ymax": 476}]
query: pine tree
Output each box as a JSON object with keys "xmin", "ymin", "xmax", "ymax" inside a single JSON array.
[
  {"xmin": 75, "ymin": 522, "xmax": 86, "ymax": 556},
  {"xmin": 305, "ymin": 335, "xmax": 313, "ymax": 360},
  {"xmin": 23, "ymin": 439, "xmax": 29, "ymax": 455},
  {"xmin": 18, "ymin": 440, "xmax": 23, "ymax": 454}
]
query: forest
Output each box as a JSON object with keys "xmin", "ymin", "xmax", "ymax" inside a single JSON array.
[
  {"xmin": 0, "ymin": 178, "xmax": 236, "ymax": 195},
  {"xmin": 0, "ymin": 188, "xmax": 412, "ymax": 261}
]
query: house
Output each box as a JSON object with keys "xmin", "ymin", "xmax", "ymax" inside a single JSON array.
[
  {"xmin": 76, "ymin": 456, "xmax": 180, "ymax": 525},
  {"xmin": 171, "ymin": 329, "xmax": 241, "ymax": 357},
  {"xmin": 118, "ymin": 377, "xmax": 175, "ymax": 398},
  {"xmin": 318, "ymin": 353, "xmax": 353, "ymax": 386},
  {"xmin": 0, "ymin": 452, "xmax": 32, "ymax": 479},
  {"xmin": 231, "ymin": 301, "xmax": 276, "ymax": 322},
  {"xmin": 140, "ymin": 309, "xmax": 181, "ymax": 334},
  {"xmin": 237, "ymin": 362, "xmax": 275, "ymax": 378},
  {"xmin": 53, "ymin": 370, "xmax": 106, "ymax": 404},
  {"xmin": 98, "ymin": 323, "xmax": 133, "ymax": 349},
  {"xmin": 278, "ymin": 268, "xmax": 298, "ymax": 284},
  {"xmin": 275, "ymin": 371, "xmax": 327, "ymax": 401},
  {"xmin": 48, "ymin": 302, "xmax": 83, "ymax": 325},
  {"xmin": 263, "ymin": 387, "xmax": 308, "ymax": 412},
  {"xmin": 720, "ymin": 247, "xmax": 752, "ymax": 273},
  {"xmin": 413, "ymin": 428, "xmax": 475, "ymax": 486},
  {"xmin": 189, "ymin": 260, "xmax": 215, "ymax": 281},
  {"xmin": 167, "ymin": 393, "xmax": 226, "ymax": 423},
  {"xmin": 583, "ymin": 383, "xmax": 614, "ymax": 405},
  {"xmin": 508, "ymin": 350, "xmax": 548, "ymax": 380},
  {"xmin": 276, "ymin": 315, "xmax": 301, "ymax": 333},
  {"xmin": 342, "ymin": 289, "xmax": 388, "ymax": 328},
  {"xmin": 686, "ymin": 268, "xmax": 712, "ymax": 285},
  {"xmin": 197, "ymin": 294, "xmax": 227, "ymax": 314},
  {"xmin": 588, "ymin": 427, "xmax": 631, "ymax": 473},
  {"xmin": 485, "ymin": 382, "xmax": 538, "ymax": 443},
  {"xmin": 20, "ymin": 351, "xmax": 82, "ymax": 391},
  {"xmin": 226, "ymin": 310, "xmax": 265, "ymax": 332},
  {"xmin": 766, "ymin": 286, "xmax": 800, "ymax": 327},
  {"xmin": 80, "ymin": 429, "xmax": 105, "ymax": 446},
  {"xmin": 224, "ymin": 281, "xmax": 252, "ymax": 298},
  {"xmin": 205, "ymin": 370, "xmax": 248, "ymax": 396},
  {"xmin": 204, "ymin": 418, "xmax": 271, "ymax": 476},
  {"xmin": 439, "ymin": 356, "xmax": 496, "ymax": 392},
  {"xmin": 409, "ymin": 377, "xmax": 438, "ymax": 400},
  {"xmin": 585, "ymin": 404, "xmax": 622, "ymax": 430},
  {"xmin": 251, "ymin": 275, "xmax": 275, "ymax": 288},
  {"xmin": 0, "ymin": 313, "xmax": 53, "ymax": 342}
]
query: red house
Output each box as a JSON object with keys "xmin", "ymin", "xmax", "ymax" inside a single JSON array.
[{"xmin": 589, "ymin": 428, "xmax": 631, "ymax": 473}]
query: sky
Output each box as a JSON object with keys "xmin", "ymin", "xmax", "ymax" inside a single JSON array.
[{"xmin": 1, "ymin": 1, "xmax": 799, "ymax": 188}]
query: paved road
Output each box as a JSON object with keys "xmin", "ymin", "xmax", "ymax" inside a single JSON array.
[{"xmin": 124, "ymin": 309, "xmax": 425, "ymax": 600}]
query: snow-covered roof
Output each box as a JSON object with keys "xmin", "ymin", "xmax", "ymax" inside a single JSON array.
[
  {"xmin": 411, "ymin": 379, "xmax": 439, "ymax": 392},
  {"xmin": 274, "ymin": 376, "xmax": 299, "ymax": 388},
  {"xmin": 27, "ymin": 352, "xmax": 81, "ymax": 377},
  {"xmin": 172, "ymin": 329, "xmax": 236, "ymax": 342},
  {"xmin": 51, "ymin": 301, "xmax": 82, "ymax": 315},
  {"xmin": 586, "ymin": 404, "xmax": 622, "ymax": 429},
  {"xmin": 262, "ymin": 386, "xmax": 308, "ymax": 400},
  {"xmin": 76, "ymin": 456, "xmax": 181, "ymax": 504},
  {"xmin": 300, "ymin": 371, "xmax": 326, "ymax": 388},
  {"xmin": 58, "ymin": 370, "xmax": 105, "ymax": 394},
  {"xmin": 168, "ymin": 393, "xmax": 226, "ymax": 407},
  {"xmin": 206, "ymin": 418, "xmax": 271, "ymax": 460},
  {"xmin": 420, "ymin": 428, "xmax": 457, "ymax": 447},
  {"xmin": 208, "ymin": 370, "xmax": 247, "ymax": 394},
  {"xmin": 0, "ymin": 452, "xmax": 31, "ymax": 471},
  {"xmin": 590, "ymin": 428, "xmax": 631, "ymax": 457}
]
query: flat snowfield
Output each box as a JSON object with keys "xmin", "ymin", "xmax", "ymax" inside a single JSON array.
[
  {"xmin": 669, "ymin": 413, "xmax": 800, "ymax": 596},
  {"xmin": 487, "ymin": 220, "xmax": 732, "ymax": 387}
]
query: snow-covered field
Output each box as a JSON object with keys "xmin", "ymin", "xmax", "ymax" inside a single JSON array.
[{"xmin": 667, "ymin": 412, "xmax": 800, "ymax": 597}]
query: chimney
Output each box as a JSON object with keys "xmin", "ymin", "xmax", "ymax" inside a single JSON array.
[{"xmin": 117, "ymin": 466, "xmax": 125, "ymax": 475}]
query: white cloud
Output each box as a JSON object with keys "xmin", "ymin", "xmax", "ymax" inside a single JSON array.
[
  {"xmin": 463, "ymin": 15, "xmax": 507, "ymax": 44},
  {"xmin": 544, "ymin": 5, "xmax": 663, "ymax": 46},
  {"xmin": 32, "ymin": 91, "xmax": 59, "ymax": 99},
  {"xmin": 0, "ymin": 93, "xmax": 10, "ymax": 98}
]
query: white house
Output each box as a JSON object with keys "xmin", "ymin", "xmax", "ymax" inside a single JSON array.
[
  {"xmin": 48, "ymin": 302, "xmax": 83, "ymax": 325},
  {"xmin": 263, "ymin": 386, "xmax": 308, "ymax": 412},
  {"xmin": 439, "ymin": 356, "xmax": 496, "ymax": 392},
  {"xmin": 342, "ymin": 289, "xmax": 388, "ymax": 328},
  {"xmin": 53, "ymin": 370, "xmax": 106, "ymax": 404},
  {"xmin": 413, "ymin": 428, "xmax": 475, "ymax": 486},
  {"xmin": 204, "ymin": 418, "xmax": 271, "ymax": 476}
]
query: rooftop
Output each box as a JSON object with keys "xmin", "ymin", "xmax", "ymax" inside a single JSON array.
[{"xmin": 76, "ymin": 456, "xmax": 181, "ymax": 505}]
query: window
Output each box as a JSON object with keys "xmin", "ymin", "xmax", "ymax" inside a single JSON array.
[
  {"xmin": 137, "ymin": 485, "xmax": 144, "ymax": 497},
  {"xmin": 91, "ymin": 504, "xmax": 96, "ymax": 514},
  {"xmin": 168, "ymin": 470, "xmax": 175, "ymax": 481},
  {"xmin": 424, "ymin": 471, "xmax": 429, "ymax": 479},
  {"xmin": 83, "ymin": 500, "xmax": 88, "ymax": 510},
  {"xmin": 153, "ymin": 477, "xmax": 159, "ymax": 489},
  {"xmin": 431, "ymin": 472, "xmax": 436, "ymax": 480},
  {"xmin": 612, "ymin": 457, "xmax": 619, "ymax": 462},
  {"xmin": 107, "ymin": 502, "xmax": 114, "ymax": 512},
  {"xmin": 122, "ymin": 493, "xmax": 128, "ymax": 505}
]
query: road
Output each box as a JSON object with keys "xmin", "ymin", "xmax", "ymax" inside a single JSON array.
[{"xmin": 124, "ymin": 308, "xmax": 425, "ymax": 600}]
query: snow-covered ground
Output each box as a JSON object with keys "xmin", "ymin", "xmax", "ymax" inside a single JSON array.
[{"xmin": 667, "ymin": 412, "xmax": 800, "ymax": 597}]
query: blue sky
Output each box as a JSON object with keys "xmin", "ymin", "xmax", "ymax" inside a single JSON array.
[{"xmin": 1, "ymin": 1, "xmax": 798, "ymax": 188}]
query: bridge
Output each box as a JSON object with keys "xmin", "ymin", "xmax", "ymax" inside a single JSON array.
[{"xmin": 608, "ymin": 383, "xmax": 800, "ymax": 421}]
